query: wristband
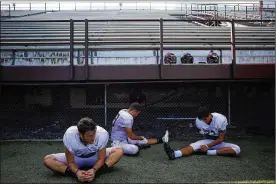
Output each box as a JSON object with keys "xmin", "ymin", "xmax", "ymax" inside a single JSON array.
[
  {"xmin": 92, "ymin": 167, "xmax": 97, "ymax": 172},
  {"xmin": 205, "ymin": 145, "xmax": 209, "ymax": 149}
]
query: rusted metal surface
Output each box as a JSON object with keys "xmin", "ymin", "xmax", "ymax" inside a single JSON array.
[
  {"xmin": 161, "ymin": 65, "xmax": 232, "ymax": 79},
  {"xmin": 1, "ymin": 64, "xmax": 274, "ymax": 82},
  {"xmin": 235, "ymin": 64, "xmax": 275, "ymax": 79},
  {"xmin": 1, "ymin": 66, "xmax": 71, "ymax": 81},
  {"xmin": 87, "ymin": 65, "xmax": 160, "ymax": 80}
]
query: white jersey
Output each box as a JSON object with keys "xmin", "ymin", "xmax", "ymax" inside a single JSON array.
[
  {"xmin": 195, "ymin": 112, "xmax": 228, "ymax": 138},
  {"xmin": 63, "ymin": 125, "xmax": 109, "ymax": 158},
  {"xmin": 111, "ymin": 109, "xmax": 133, "ymax": 141}
]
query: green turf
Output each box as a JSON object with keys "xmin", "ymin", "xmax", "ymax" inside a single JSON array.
[{"xmin": 1, "ymin": 136, "xmax": 275, "ymax": 183}]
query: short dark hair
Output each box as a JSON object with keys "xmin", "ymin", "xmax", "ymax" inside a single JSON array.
[
  {"xmin": 77, "ymin": 117, "xmax": 97, "ymax": 134},
  {"xmin": 128, "ymin": 102, "xmax": 142, "ymax": 112},
  {"xmin": 197, "ymin": 106, "xmax": 210, "ymax": 119}
]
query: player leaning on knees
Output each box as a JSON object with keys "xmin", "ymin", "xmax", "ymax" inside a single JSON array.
[
  {"xmin": 163, "ymin": 106, "xmax": 241, "ymax": 160},
  {"xmin": 43, "ymin": 117, "xmax": 123, "ymax": 182},
  {"xmin": 111, "ymin": 102, "xmax": 168, "ymax": 155}
]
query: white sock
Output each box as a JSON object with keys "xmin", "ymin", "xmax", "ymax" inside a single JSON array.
[
  {"xmin": 174, "ymin": 150, "xmax": 182, "ymax": 158},
  {"xmin": 207, "ymin": 150, "xmax": 217, "ymax": 156}
]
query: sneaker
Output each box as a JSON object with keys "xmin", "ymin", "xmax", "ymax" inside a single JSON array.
[
  {"xmin": 163, "ymin": 143, "xmax": 175, "ymax": 160},
  {"xmin": 136, "ymin": 144, "xmax": 151, "ymax": 150},
  {"xmin": 162, "ymin": 130, "xmax": 169, "ymax": 143}
]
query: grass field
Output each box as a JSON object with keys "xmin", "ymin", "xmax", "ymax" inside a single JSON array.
[{"xmin": 0, "ymin": 136, "xmax": 275, "ymax": 183}]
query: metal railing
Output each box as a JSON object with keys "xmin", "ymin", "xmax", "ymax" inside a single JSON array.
[{"xmin": 1, "ymin": 2, "xmax": 275, "ymax": 22}]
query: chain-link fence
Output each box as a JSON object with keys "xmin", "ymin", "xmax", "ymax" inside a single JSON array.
[{"xmin": 0, "ymin": 81, "xmax": 274, "ymax": 140}]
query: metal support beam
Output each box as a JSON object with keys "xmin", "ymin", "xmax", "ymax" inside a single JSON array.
[
  {"xmin": 159, "ymin": 18, "xmax": 163, "ymax": 65},
  {"xmin": 85, "ymin": 19, "xmax": 89, "ymax": 80},
  {"xmin": 70, "ymin": 19, "xmax": 74, "ymax": 80},
  {"xmin": 104, "ymin": 84, "xmax": 107, "ymax": 127},
  {"xmin": 228, "ymin": 84, "xmax": 231, "ymax": 125},
  {"xmin": 246, "ymin": 6, "xmax": 247, "ymax": 20},
  {"xmin": 159, "ymin": 18, "xmax": 163, "ymax": 79},
  {"xmin": 231, "ymin": 19, "xmax": 236, "ymax": 78}
]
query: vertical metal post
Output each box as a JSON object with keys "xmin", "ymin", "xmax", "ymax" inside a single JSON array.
[
  {"xmin": 136, "ymin": 2, "xmax": 137, "ymax": 10},
  {"xmin": 246, "ymin": 6, "xmax": 247, "ymax": 20},
  {"xmin": 59, "ymin": 3, "xmax": 60, "ymax": 11},
  {"xmin": 186, "ymin": 4, "xmax": 187, "ymax": 16},
  {"xmin": 228, "ymin": 84, "xmax": 231, "ymax": 125},
  {"xmin": 260, "ymin": 8, "xmax": 263, "ymax": 26},
  {"xmin": 159, "ymin": 18, "xmax": 163, "ymax": 65},
  {"xmin": 104, "ymin": 84, "xmax": 107, "ymax": 127},
  {"xmin": 231, "ymin": 19, "xmax": 236, "ymax": 78},
  {"xmin": 45, "ymin": 3, "xmax": 46, "ymax": 12},
  {"xmin": 181, "ymin": 3, "xmax": 182, "ymax": 11},
  {"xmin": 150, "ymin": 2, "xmax": 151, "ymax": 10},
  {"xmin": 156, "ymin": 50, "xmax": 159, "ymax": 64},
  {"xmin": 9, "ymin": 4, "xmax": 10, "ymax": 18},
  {"xmin": 75, "ymin": 2, "xmax": 76, "ymax": 11},
  {"xmin": 234, "ymin": 5, "xmax": 236, "ymax": 19},
  {"xmin": 159, "ymin": 18, "xmax": 163, "ymax": 79},
  {"xmin": 29, "ymin": 3, "xmax": 31, "ymax": 11},
  {"xmin": 70, "ymin": 19, "xmax": 74, "ymax": 80},
  {"xmin": 220, "ymin": 49, "xmax": 222, "ymax": 64},
  {"xmin": 224, "ymin": 5, "xmax": 226, "ymax": 20},
  {"xmin": 85, "ymin": 19, "xmax": 89, "ymax": 80}
]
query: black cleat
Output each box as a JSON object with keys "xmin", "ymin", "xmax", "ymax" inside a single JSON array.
[
  {"xmin": 136, "ymin": 144, "xmax": 151, "ymax": 150},
  {"xmin": 163, "ymin": 143, "xmax": 175, "ymax": 160}
]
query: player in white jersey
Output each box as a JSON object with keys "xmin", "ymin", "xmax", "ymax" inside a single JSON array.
[
  {"xmin": 111, "ymin": 102, "xmax": 168, "ymax": 155},
  {"xmin": 44, "ymin": 117, "xmax": 123, "ymax": 182},
  {"xmin": 163, "ymin": 106, "xmax": 241, "ymax": 160}
]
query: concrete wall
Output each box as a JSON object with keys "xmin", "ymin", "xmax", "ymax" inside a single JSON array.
[{"xmin": 1, "ymin": 50, "xmax": 275, "ymax": 66}]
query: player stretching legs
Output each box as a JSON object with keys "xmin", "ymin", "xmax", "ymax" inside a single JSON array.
[
  {"xmin": 111, "ymin": 102, "xmax": 169, "ymax": 155},
  {"xmin": 163, "ymin": 106, "xmax": 241, "ymax": 160},
  {"xmin": 44, "ymin": 117, "xmax": 123, "ymax": 182}
]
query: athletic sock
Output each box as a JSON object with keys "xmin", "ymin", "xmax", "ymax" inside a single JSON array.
[
  {"xmin": 97, "ymin": 163, "xmax": 108, "ymax": 172},
  {"xmin": 157, "ymin": 137, "xmax": 163, "ymax": 144},
  {"xmin": 174, "ymin": 150, "xmax": 182, "ymax": 158},
  {"xmin": 64, "ymin": 167, "xmax": 76, "ymax": 177},
  {"xmin": 207, "ymin": 150, "xmax": 217, "ymax": 156}
]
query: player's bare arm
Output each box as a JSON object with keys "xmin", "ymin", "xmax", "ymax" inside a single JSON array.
[
  {"xmin": 125, "ymin": 127, "xmax": 144, "ymax": 140},
  {"xmin": 64, "ymin": 146, "xmax": 78, "ymax": 173},
  {"xmin": 65, "ymin": 146, "xmax": 87, "ymax": 181},
  {"xmin": 85, "ymin": 147, "xmax": 106, "ymax": 182},
  {"xmin": 92, "ymin": 147, "xmax": 106, "ymax": 171},
  {"xmin": 201, "ymin": 131, "xmax": 225, "ymax": 152}
]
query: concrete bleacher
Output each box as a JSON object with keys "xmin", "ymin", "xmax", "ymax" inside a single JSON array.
[
  {"xmin": 0, "ymin": 9, "xmax": 275, "ymax": 65},
  {"xmin": 0, "ymin": 10, "xmax": 51, "ymax": 18}
]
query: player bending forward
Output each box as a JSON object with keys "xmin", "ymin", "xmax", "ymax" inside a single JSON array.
[
  {"xmin": 163, "ymin": 106, "xmax": 241, "ymax": 160},
  {"xmin": 44, "ymin": 117, "xmax": 123, "ymax": 182},
  {"xmin": 111, "ymin": 102, "xmax": 168, "ymax": 155}
]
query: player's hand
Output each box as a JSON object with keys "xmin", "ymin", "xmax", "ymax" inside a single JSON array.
[
  {"xmin": 200, "ymin": 145, "xmax": 209, "ymax": 152},
  {"xmin": 85, "ymin": 168, "xmax": 96, "ymax": 182},
  {"xmin": 76, "ymin": 170, "xmax": 88, "ymax": 182}
]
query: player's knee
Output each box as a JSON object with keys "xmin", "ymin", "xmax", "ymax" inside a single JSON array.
[
  {"xmin": 125, "ymin": 145, "xmax": 139, "ymax": 155},
  {"xmin": 189, "ymin": 143, "xmax": 200, "ymax": 152},
  {"xmin": 232, "ymin": 145, "xmax": 241, "ymax": 155},
  {"xmin": 111, "ymin": 146, "xmax": 124, "ymax": 156},
  {"xmin": 43, "ymin": 155, "xmax": 56, "ymax": 167}
]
